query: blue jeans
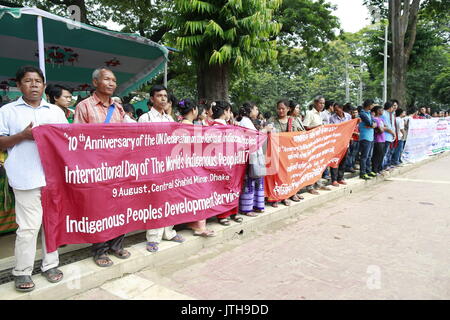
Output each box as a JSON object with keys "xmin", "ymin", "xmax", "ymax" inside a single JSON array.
[
  {"xmin": 322, "ymin": 167, "xmax": 330, "ymax": 179},
  {"xmin": 382, "ymin": 141, "xmax": 394, "ymax": 169},
  {"xmin": 359, "ymin": 140, "xmax": 373, "ymax": 176},
  {"xmin": 391, "ymin": 140, "xmax": 405, "ymax": 165},
  {"xmin": 345, "ymin": 140, "xmax": 360, "ymax": 170}
]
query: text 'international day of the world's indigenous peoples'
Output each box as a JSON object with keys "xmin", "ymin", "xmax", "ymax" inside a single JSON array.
[{"xmin": 33, "ymin": 122, "xmax": 261, "ymax": 252}]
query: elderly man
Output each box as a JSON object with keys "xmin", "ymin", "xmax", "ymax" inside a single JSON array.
[
  {"xmin": 302, "ymin": 96, "xmax": 331, "ymax": 194},
  {"xmin": 329, "ymin": 103, "xmax": 352, "ymax": 186},
  {"xmin": 74, "ymin": 67, "xmax": 131, "ymax": 267},
  {"xmin": 0, "ymin": 66, "xmax": 67, "ymax": 292},
  {"xmin": 138, "ymin": 85, "xmax": 185, "ymax": 252}
]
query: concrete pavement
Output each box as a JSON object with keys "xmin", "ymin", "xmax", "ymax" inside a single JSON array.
[
  {"xmin": 0, "ymin": 152, "xmax": 448, "ymax": 300},
  {"xmin": 67, "ymin": 153, "xmax": 450, "ymax": 300}
]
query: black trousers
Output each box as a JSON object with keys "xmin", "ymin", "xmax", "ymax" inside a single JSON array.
[
  {"xmin": 372, "ymin": 142, "xmax": 387, "ymax": 173},
  {"xmin": 331, "ymin": 151, "xmax": 348, "ymax": 182},
  {"xmin": 92, "ymin": 234, "xmax": 125, "ymax": 257}
]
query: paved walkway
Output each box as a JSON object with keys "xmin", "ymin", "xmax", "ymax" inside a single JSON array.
[{"xmin": 69, "ymin": 155, "xmax": 450, "ymax": 300}]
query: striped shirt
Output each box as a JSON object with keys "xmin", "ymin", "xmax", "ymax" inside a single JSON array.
[{"xmin": 74, "ymin": 92, "xmax": 124, "ymax": 124}]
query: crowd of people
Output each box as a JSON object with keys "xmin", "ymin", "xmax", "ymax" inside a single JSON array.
[{"xmin": 0, "ymin": 65, "xmax": 445, "ymax": 293}]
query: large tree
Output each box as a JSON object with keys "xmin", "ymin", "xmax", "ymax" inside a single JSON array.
[
  {"xmin": 388, "ymin": 0, "xmax": 421, "ymax": 108},
  {"xmin": 172, "ymin": 0, "xmax": 282, "ymax": 102},
  {"xmin": 365, "ymin": 0, "xmax": 448, "ymax": 107}
]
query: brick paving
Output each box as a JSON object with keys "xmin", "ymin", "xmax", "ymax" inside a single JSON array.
[{"xmin": 133, "ymin": 155, "xmax": 450, "ymax": 300}]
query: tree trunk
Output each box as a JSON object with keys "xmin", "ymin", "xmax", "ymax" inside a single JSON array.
[
  {"xmin": 389, "ymin": 0, "xmax": 421, "ymax": 108},
  {"xmin": 197, "ymin": 62, "xmax": 230, "ymax": 103}
]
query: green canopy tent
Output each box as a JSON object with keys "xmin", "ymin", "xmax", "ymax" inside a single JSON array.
[{"xmin": 0, "ymin": 6, "xmax": 169, "ymax": 102}]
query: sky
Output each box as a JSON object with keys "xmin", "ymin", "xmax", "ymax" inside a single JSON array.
[
  {"xmin": 327, "ymin": 0, "xmax": 372, "ymax": 33},
  {"xmin": 106, "ymin": 0, "xmax": 372, "ymax": 34}
]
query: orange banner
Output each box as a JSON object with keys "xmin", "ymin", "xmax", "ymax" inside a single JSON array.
[{"xmin": 264, "ymin": 119, "xmax": 358, "ymax": 201}]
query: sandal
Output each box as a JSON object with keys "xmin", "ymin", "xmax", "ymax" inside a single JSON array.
[
  {"xmin": 193, "ymin": 230, "xmax": 216, "ymax": 237},
  {"xmin": 170, "ymin": 234, "xmax": 185, "ymax": 243},
  {"xmin": 146, "ymin": 242, "xmax": 159, "ymax": 252},
  {"xmin": 296, "ymin": 194, "xmax": 305, "ymax": 200},
  {"xmin": 218, "ymin": 218, "xmax": 231, "ymax": 226},
  {"xmin": 244, "ymin": 211, "xmax": 258, "ymax": 217},
  {"xmin": 281, "ymin": 199, "xmax": 291, "ymax": 206},
  {"xmin": 108, "ymin": 248, "xmax": 131, "ymax": 259},
  {"xmin": 231, "ymin": 215, "xmax": 243, "ymax": 223},
  {"xmin": 94, "ymin": 254, "xmax": 114, "ymax": 267},
  {"xmin": 42, "ymin": 267, "xmax": 63, "ymax": 283},
  {"xmin": 271, "ymin": 202, "xmax": 279, "ymax": 208},
  {"xmin": 290, "ymin": 194, "xmax": 301, "ymax": 202},
  {"xmin": 14, "ymin": 275, "xmax": 35, "ymax": 292}
]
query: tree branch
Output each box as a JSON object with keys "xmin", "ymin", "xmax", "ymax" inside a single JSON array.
[
  {"xmin": 405, "ymin": 0, "xmax": 421, "ymax": 62},
  {"xmin": 149, "ymin": 25, "xmax": 172, "ymax": 43}
]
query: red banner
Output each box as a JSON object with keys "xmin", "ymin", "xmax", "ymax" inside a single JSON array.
[
  {"xmin": 33, "ymin": 123, "xmax": 265, "ymax": 252},
  {"xmin": 264, "ymin": 120, "xmax": 357, "ymax": 201}
]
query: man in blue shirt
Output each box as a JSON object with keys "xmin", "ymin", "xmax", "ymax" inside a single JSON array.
[
  {"xmin": 358, "ymin": 99, "xmax": 378, "ymax": 180},
  {"xmin": 381, "ymin": 100, "xmax": 397, "ymax": 170},
  {"xmin": 0, "ymin": 66, "xmax": 68, "ymax": 292}
]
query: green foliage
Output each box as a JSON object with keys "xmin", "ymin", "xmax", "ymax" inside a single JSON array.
[
  {"xmin": 275, "ymin": 0, "xmax": 341, "ymax": 65},
  {"xmin": 431, "ymin": 63, "xmax": 450, "ymax": 105},
  {"xmin": 173, "ymin": 0, "xmax": 282, "ymax": 69}
]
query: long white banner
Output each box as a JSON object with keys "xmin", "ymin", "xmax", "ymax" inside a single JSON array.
[{"xmin": 402, "ymin": 117, "xmax": 450, "ymax": 163}]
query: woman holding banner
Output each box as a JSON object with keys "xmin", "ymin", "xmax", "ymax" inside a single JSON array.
[
  {"xmin": 211, "ymin": 101, "xmax": 243, "ymax": 225},
  {"xmin": 178, "ymin": 99, "xmax": 216, "ymax": 237},
  {"xmin": 236, "ymin": 102, "xmax": 265, "ymax": 217},
  {"xmin": 268, "ymin": 100, "xmax": 304, "ymax": 207}
]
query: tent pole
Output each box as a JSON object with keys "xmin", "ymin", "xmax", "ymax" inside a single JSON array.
[
  {"xmin": 37, "ymin": 16, "xmax": 46, "ymax": 80},
  {"xmin": 164, "ymin": 60, "xmax": 168, "ymax": 88}
]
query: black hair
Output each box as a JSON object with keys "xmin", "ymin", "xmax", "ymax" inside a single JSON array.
[
  {"xmin": 384, "ymin": 101, "xmax": 393, "ymax": 110},
  {"xmin": 136, "ymin": 108, "xmax": 144, "ymax": 118},
  {"xmin": 333, "ymin": 102, "xmax": 343, "ymax": 109},
  {"xmin": 263, "ymin": 111, "xmax": 272, "ymax": 119},
  {"xmin": 277, "ymin": 99, "xmax": 290, "ymax": 108},
  {"xmin": 177, "ymin": 98, "xmax": 197, "ymax": 116},
  {"xmin": 236, "ymin": 101, "xmax": 256, "ymax": 122},
  {"xmin": 390, "ymin": 99, "xmax": 399, "ymax": 105},
  {"xmin": 211, "ymin": 100, "xmax": 231, "ymax": 119},
  {"xmin": 196, "ymin": 105, "xmax": 205, "ymax": 118},
  {"xmin": 45, "ymin": 84, "xmax": 72, "ymax": 104},
  {"xmin": 343, "ymin": 102, "xmax": 353, "ymax": 113},
  {"xmin": 371, "ymin": 105, "xmax": 383, "ymax": 115},
  {"xmin": 363, "ymin": 99, "xmax": 374, "ymax": 109},
  {"xmin": 123, "ymin": 103, "xmax": 135, "ymax": 114},
  {"xmin": 149, "ymin": 84, "xmax": 167, "ymax": 97},
  {"xmin": 168, "ymin": 93, "xmax": 178, "ymax": 106},
  {"xmin": 324, "ymin": 100, "xmax": 334, "ymax": 110},
  {"xmin": 357, "ymin": 105, "xmax": 363, "ymax": 113},
  {"xmin": 407, "ymin": 106, "xmax": 417, "ymax": 115},
  {"xmin": 288, "ymin": 100, "xmax": 300, "ymax": 115},
  {"xmin": 16, "ymin": 65, "xmax": 45, "ymax": 83},
  {"xmin": 395, "ymin": 108, "xmax": 404, "ymax": 117}
]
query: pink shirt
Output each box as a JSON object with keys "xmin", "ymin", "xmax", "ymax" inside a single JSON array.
[{"xmin": 74, "ymin": 92, "xmax": 125, "ymax": 124}]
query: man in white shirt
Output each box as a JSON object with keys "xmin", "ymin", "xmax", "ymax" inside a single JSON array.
[
  {"xmin": 320, "ymin": 100, "xmax": 334, "ymax": 125},
  {"xmin": 0, "ymin": 66, "xmax": 68, "ymax": 292},
  {"xmin": 138, "ymin": 85, "xmax": 185, "ymax": 252},
  {"xmin": 302, "ymin": 96, "xmax": 332, "ymax": 194},
  {"xmin": 392, "ymin": 107, "xmax": 407, "ymax": 166}
]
